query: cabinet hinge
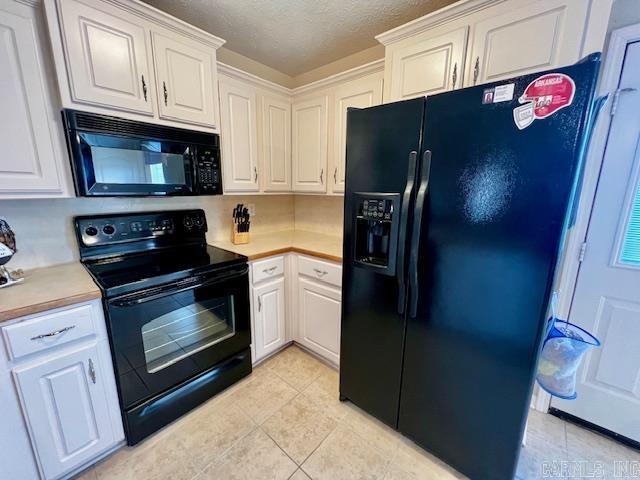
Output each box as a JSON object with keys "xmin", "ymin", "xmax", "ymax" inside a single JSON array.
[
  {"xmin": 610, "ymin": 87, "xmax": 637, "ymax": 116},
  {"xmin": 578, "ymin": 242, "xmax": 587, "ymax": 263}
]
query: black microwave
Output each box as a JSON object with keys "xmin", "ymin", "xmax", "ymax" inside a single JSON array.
[{"xmin": 63, "ymin": 110, "xmax": 222, "ymax": 197}]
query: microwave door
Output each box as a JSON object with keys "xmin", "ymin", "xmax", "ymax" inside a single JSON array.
[{"xmin": 76, "ymin": 132, "xmax": 194, "ymax": 196}]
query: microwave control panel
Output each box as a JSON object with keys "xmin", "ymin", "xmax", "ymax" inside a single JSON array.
[{"xmin": 195, "ymin": 147, "xmax": 222, "ymax": 194}]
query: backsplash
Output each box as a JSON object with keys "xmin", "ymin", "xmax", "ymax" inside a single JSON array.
[
  {"xmin": 294, "ymin": 195, "xmax": 344, "ymax": 237},
  {"xmin": 0, "ymin": 195, "xmax": 294, "ymax": 270}
]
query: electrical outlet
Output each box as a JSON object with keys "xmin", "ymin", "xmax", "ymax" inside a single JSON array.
[{"xmin": 247, "ymin": 204, "xmax": 256, "ymax": 216}]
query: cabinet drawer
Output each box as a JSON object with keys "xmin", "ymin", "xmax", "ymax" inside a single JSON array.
[
  {"xmin": 252, "ymin": 256, "xmax": 285, "ymax": 284},
  {"xmin": 298, "ymin": 256, "xmax": 342, "ymax": 287},
  {"xmin": 2, "ymin": 304, "xmax": 96, "ymax": 361}
]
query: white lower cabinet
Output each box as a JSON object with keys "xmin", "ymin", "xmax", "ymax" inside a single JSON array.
[
  {"xmin": 249, "ymin": 253, "xmax": 342, "ymax": 365},
  {"xmin": 297, "ymin": 276, "xmax": 341, "ymax": 365},
  {"xmin": 252, "ymin": 276, "xmax": 287, "ymax": 361},
  {"xmin": 13, "ymin": 342, "xmax": 116, "ymax": 479},
  {"xmin": 0, "ymin": 300, "xmax": 123, "ymax": 480}
]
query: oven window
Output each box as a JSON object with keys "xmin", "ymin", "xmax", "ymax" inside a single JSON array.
[
  {"xmin": 80, "ymin": 133, "xmax": 188, "ymax": 185},
  {"xmin": 141, "ymin": 295, "xmax": 235, "ymax": 373}
]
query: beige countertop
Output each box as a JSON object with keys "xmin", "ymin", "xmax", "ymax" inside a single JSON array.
[
  {"xmin": 212, "ymin": 230, "xmax": 343, "ymax": 263},
  {"xmin": 0, "ymin": 262, "xmax": 101, "ymax": 323}
]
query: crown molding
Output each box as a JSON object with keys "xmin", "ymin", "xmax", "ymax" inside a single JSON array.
[
  {"xmin": 375, "ymin": 0, "xmax": 505, "ymax": 46},
  {"xmin": 217, "ymin": 63, "xmax": 291, "ymax": 96},
  {"xmin": 291, "ymin": 58, "xmax": 384, "ymax": 96},
  {"xmin": 100, "ymin": 0, "xmax": 225, "ymax": 49},
  {"xmin": 219, "ymin": 59, "xmax": 385, "ymax": 98}
]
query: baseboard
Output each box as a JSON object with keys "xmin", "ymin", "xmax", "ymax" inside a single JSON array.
[{"xmin": 549, "ymin": 407, "xmax": 640, "ymax": 451}]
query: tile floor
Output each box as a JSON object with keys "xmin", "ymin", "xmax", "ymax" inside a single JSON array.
[{"xmin": 75, "ymin": 345, "xmax": 640, "ymax": 480}]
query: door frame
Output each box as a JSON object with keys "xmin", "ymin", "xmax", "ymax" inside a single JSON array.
[{"xmin": 533, "ymin": 22, "xmax": 640, "ymax": 412}]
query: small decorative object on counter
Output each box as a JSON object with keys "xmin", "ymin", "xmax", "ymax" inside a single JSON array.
[
  {"xmin": 536, "ymin": 296, "xmax": 600, "ymax": 399},
  {"xmin": 231, "ymin": 203, "xmax": 251, "ymax": 245},
  {"xmin": 0, "ymin": 218, "xmax": 24, "ymax": 288}
]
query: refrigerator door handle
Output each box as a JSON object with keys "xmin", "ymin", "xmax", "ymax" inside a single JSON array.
[
  {"xmin": 397, "ymin": 151, "xmax": 418, "ymax": 314},
  {"xmin": 409, "ymin": 150, "xmax": 432, "ymax": 318}
]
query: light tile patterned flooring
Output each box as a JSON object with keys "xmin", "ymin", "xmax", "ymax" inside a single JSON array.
[{"xmin": 76, "ymin": 345, "xmax": 640, "ymax": 480}]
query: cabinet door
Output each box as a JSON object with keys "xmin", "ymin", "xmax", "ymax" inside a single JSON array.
[
  {"xmin": 252, "ymin": 277, "xmax": 286, "ymax": 361},
  {"xmin": 467, "ymin": 0, "xmax": 590, "ymax": 86},
  {"xmin": 262, "ymin": 95, "xmax": 291, "ymax": 192},
  {"xmin": 57, "ymin": 0, "xmax": 153, "ymax": 115},
  {"xmin": 0, "ymin": 2, "xmax": 67, "ymax": 195},
  {"xmin": 292, "ymin": 95, "xmax": 328, "ymax": 193},
  {"xmin": 152, "ymin": 31, "xmax": 217, "ymax": 127},
  {"xmin": 388, "ymin": 26, "xmax": 468, "ymax": 101},
  {"xmin": 219, "ymin": 77, "xmax": 260, "ymax": 192},
  {"xmin": 297, "ymin": 277, "xmax": 341, "ymax": 365},
  {"xmin": 331, "ymin": 73, "xmax": 383, "ymax": 193},
  {"xmin": 13, "ymin": 343, "xmax": 115, "ymax": 479}
]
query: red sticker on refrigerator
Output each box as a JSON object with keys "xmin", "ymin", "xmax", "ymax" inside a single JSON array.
[{"xmin": 513, "ymin": 73, "xmax": 575, "ymax": 130}]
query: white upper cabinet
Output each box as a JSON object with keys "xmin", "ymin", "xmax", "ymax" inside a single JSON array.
[
  {"xmin": 13, "ymin": 342, "xmax": 115, "ymax": 480},
  {"xmin": 219, "ymin": 75, "xmax": 259, "ymax": 192},
  {"xmin": 0, "ymin": 0, "xmax": 69, "ymax": 198},
  {"xmin": 57, "ymin": 0, "xmax": 154, "ymax": 115},
  {"xmin": 152, "ymin": 31, "xmax": 217, "ymax": 127},
  {"xmin": 387, "ymin": 26, "xmax": 468, "ymax": 101},
  {"xmin": 261, "ymin": 95, "xmax": 291, "ymax": 192},
  {"xmin": 467, "ymin": 0, "xmax": 590, "ymax": 86},
  {"xmin": 292, "ymin": 95, "xmax": 329, "ymax": 193},
  {"xmin": 331, "ymin": 72, "xmax": 383, "ymax": 193},
  {"xmin": 45, "ymin": 0, "xmax": 224, "ymax": 132}
]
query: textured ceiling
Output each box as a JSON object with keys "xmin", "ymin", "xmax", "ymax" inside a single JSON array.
[{"xmin": 141, "ymin": 0, "xmax": 458, "ymax": 76}]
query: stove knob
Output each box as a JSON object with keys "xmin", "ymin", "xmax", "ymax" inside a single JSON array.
[
  {"xmin": 102, "ymin": 224, "xmax": 116, "ymax": 235},
  {"xmin": 85, "ymin": 226, "xmax": 98, "ymax": 236},
  {"xmin": 183, "ymin": 217, "xmax": 193, "ymax": 229},
  {"xmin": 194, "ymin": 216, "xmax": 204, "ymax": 227}
]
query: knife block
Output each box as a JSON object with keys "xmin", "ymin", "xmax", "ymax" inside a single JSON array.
[{"xmin": 231, "ymin": 224, "xmax": 249, "ymax": 245}]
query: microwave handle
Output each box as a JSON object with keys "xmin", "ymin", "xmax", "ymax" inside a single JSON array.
[{"xmin": 111, "ymin": 265, "xmax": 249, "ymax": 307}]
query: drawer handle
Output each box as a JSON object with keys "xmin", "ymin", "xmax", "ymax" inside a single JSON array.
[
  {"xmin": 313, "ymin": 268, "xmax": 328, "ymax": 277},
  {"xmin": 88, "ymin": 358, "xmax": 96, "ymax": 384},
  {"xmin": 263, "ymin": 266, "xmax": 278, "ymax": 274},
  {"xmin": 30, "ymin": 325, "xmax": 76, "ymax": 341}
]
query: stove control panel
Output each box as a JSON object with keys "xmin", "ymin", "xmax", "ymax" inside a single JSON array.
[{"xmin": 77, "ymin": 210, "xmax": 207, "ymax": 246}]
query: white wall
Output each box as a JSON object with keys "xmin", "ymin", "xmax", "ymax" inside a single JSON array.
[{"xmin": 0, "ymin": 195, "xmax": 294, "ymax": 271}]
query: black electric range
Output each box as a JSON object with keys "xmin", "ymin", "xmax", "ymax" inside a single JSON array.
[{"xmin": 75, "ymin": 209, "xmax": 252, "ymax": 445}]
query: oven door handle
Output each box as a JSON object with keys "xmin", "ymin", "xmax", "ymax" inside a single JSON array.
[{"xmin": 110, "ymin": 265, "xmax": 249, "ymax": 307}]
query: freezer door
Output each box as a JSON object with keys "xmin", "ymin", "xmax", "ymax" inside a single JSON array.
[
  {"xmin": 340, "ymin": 98, "xmax": 424, "ymax": 428},
  {"xmin": 398, "ymin": 56, "xmax": 600, "ymax": 480}
]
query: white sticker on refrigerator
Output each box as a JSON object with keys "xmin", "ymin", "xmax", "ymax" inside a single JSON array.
[{"xmin": 493, "ymin": 84, "xmax": 515, "ymax": 103}]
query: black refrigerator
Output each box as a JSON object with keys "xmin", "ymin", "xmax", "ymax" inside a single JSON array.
[{"xmin": 339, "ymin": 54, "xmax": 601, "ymax": 480}]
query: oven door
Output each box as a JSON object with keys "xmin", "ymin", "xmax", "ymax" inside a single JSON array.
[
  {"xmin": 106, "ymin": 265, "xmax": 250, "ymax": 409},
  {"xmin": 72, "ymin": 131, "xmax": 195, "ymax": 196}
]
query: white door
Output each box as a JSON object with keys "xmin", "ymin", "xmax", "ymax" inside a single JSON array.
[
  {"xmin": 388, "ymin": 26, "xmax": 468, "ymax": 101},
  {"xmin": 219, "ymin": 76, "xmax": 259, "ymax": 192},
  {"xmin": 467, "ymin": 0, "xmax": 589, "ymax": 86},
  {"xmin": 57, "ymin": 0, "xmax": 154, "ymax": 115},
  {"xmin": 331, "ymin": 73, "xmax": 383, "ymax": 193},
  {"xmin": 297, "ymin": 277, "xmax": 341, "ymax": 365},
  {"xmin": 152, "ymin": 31, "xmax": 216, "ymax": 127},
  {"xmin": 261, "ymin": 94, "xmax": 291, "ymax": 192},
  {"xmin": 551, "ymin": 42, "xmax": 640, "ymax": 443},
  {"xmin": 292, "ymin": 95, "xmax": 328, "ymax": 193},
  {"xmin": 0, "ymin": 2, "xmax": 67, "ymax": 195},
  {"xmin": 13, "ymin": 342, "xmax": 115, "ymax": 479},
  {"xmin": 252, "ymin": 277, "xmax": 286, "ymax": 361}
]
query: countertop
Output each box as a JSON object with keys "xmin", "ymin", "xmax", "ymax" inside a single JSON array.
[
  {"xmin": 211, "ymin": 230, "xmax": 343, "ymax": 263},
  {"xmin": 0, "ymin": 262, "xmax": 101, "ymax": 323}
]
